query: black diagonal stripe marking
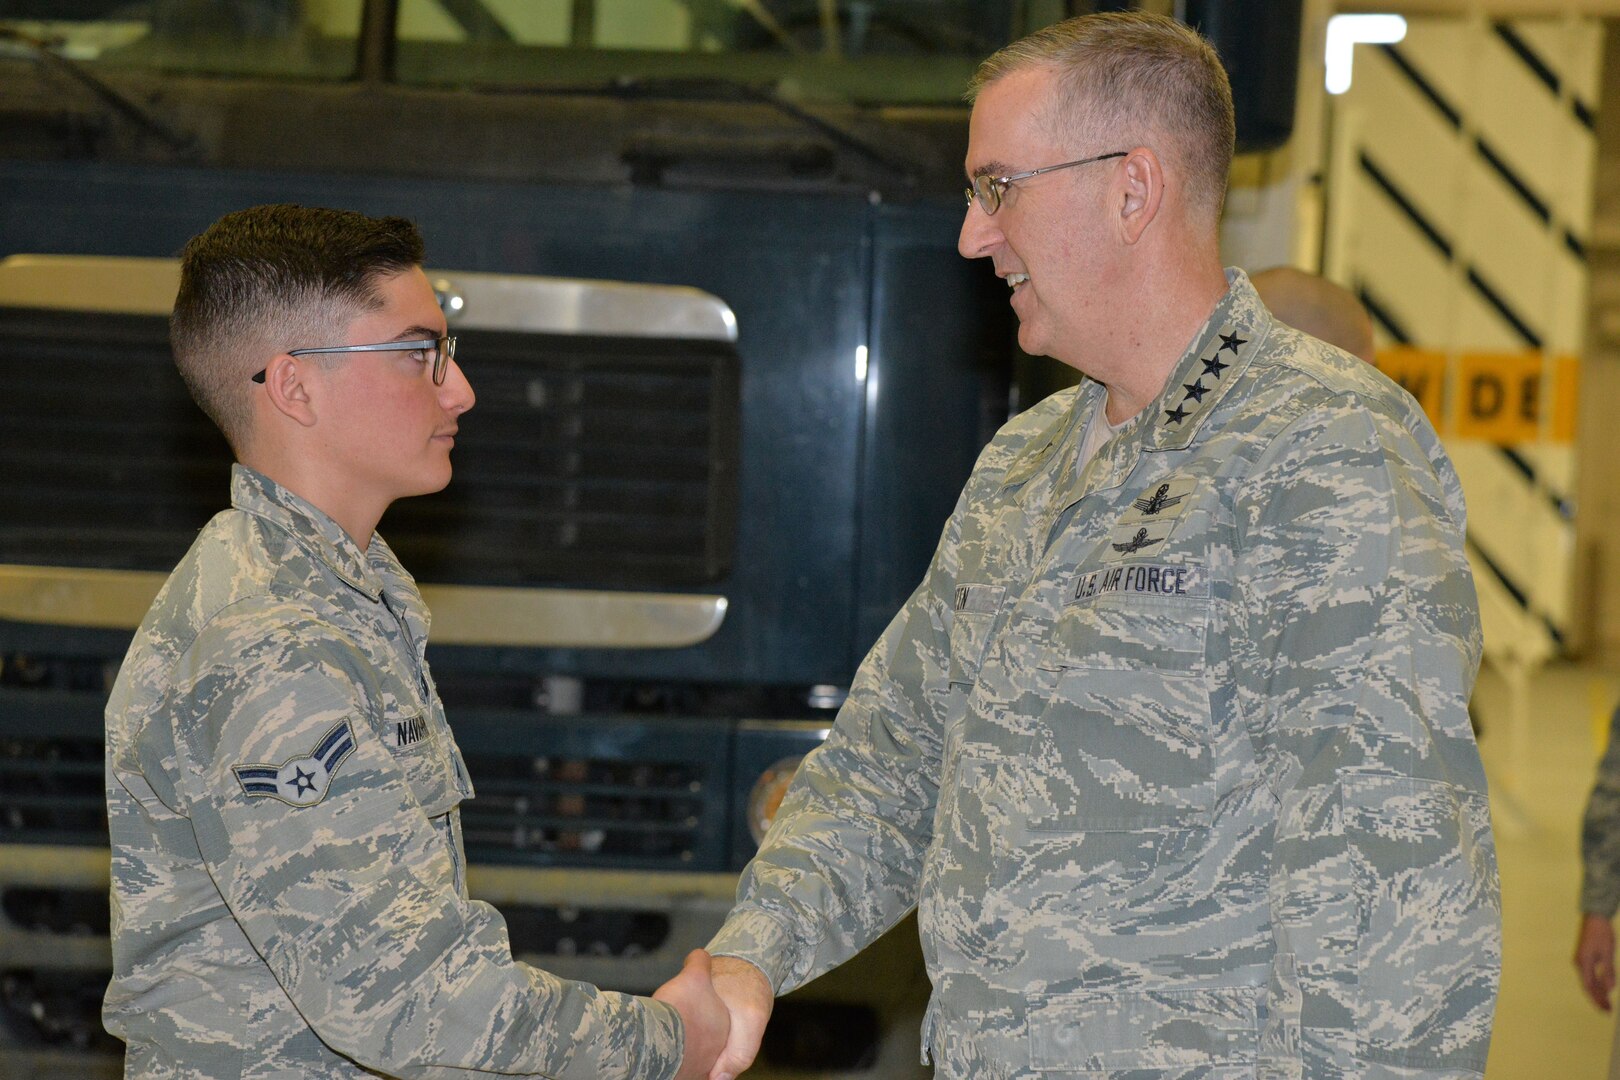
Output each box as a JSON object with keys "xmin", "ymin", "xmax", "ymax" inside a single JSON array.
[
  {"xmin": 1566, "ymin": 231, "xmax": 1587, "ymax": 262},
  {"xmin": 1474, "ymin": 136, "xmax": 1549, "ymax": 224},
  {"xmin": 1465, "ymin": 267, "xmax": 1543, "ymax": 349},
  {"xmin": 1495, "ymin": 446, "xmax": 1574, "ymax": 520},
  {"xmin": 1493, "ymin": 22, "xmax": 1559, "ymax": 95},
  {"xmin": 1467, "ymin": 536, "xmax": 1566, "ymax": 647},
  {"xmin": 1492, "ymin": 21, "xmax": 1596, "ymax": 132},
  {"xmin": 1378, "ymin": 43, "xmax": 1460, "ymax": 129},
  {"xmin": 1359, "ymin": 152, "xmax": 1453, "ymax": 260},
  {"xmin": 1379, "ymin": 37, "xmax": 1593, "ymax": 253},
  {"xmin": 1357, "ymin": 282, "xmax": 1413, "ymax": 346}
]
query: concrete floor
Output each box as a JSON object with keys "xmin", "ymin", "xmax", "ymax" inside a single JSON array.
[{"xmin": 1475, "ymin": 660, "xmax": 1616, "ymax": 1079}]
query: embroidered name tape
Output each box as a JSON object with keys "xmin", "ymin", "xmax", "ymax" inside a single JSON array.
[
  {"xmin": 393, "ymin": 713, "xmax": 429, "ymax": 749},
  {"xmin": 233, "ymin": 720, "xmax": 356, "ymax": 808},
  {"xmin": 1072, "ymin": 562, "xmax": 1209, "ymax": 603},
  {"xmin": 953, "ymin": 582, "xmax": 1005, "ymax": 615}
]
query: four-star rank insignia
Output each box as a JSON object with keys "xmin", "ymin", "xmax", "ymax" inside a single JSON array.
[
  {"xmin": 234, "ymin": 720, "xmax": 357, "ymax": 807},
  {"xmin": 1163, "ymin": 322, "xmax": 1248, "ymax": 430}
]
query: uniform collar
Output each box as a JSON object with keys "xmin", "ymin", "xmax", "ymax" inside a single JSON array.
[
  {"xmin": 1144, "ymin": 267, "xmax": 1268, "ymax": 452},
  {"xmin": 998, "ymin": 268, "xmax": 1267, "ymax": 495},
  {"xmin": 230, "ymin": 464, "xmax": 386, "ymax": 602}
]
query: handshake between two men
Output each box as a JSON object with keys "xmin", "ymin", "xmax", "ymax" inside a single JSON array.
[{"xmin": 652, "ymin": 953, "xmax": 775, "ymax": 1080}]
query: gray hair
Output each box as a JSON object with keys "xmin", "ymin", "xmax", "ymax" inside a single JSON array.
[{"xmin": 968, "ymin": 11, "xmax": 1235, "ymax": 226}]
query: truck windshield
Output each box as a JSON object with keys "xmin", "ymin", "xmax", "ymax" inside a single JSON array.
[{"xmin": 0, "ymin": 0, "xmax": 1035, "ymax": 105}]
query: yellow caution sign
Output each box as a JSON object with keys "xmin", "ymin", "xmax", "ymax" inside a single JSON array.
[{"xmin": 1373, "ymin": 348, "xmax": 1577, "ymax": 445}]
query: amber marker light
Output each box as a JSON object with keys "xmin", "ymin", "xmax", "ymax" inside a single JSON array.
[{"xmin": 747, "ymin": 756, "xmax": 805, "ymax": 846}]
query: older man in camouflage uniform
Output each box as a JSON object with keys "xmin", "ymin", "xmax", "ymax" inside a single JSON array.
[
  {"xmin": 103, "ymin": 205, "xmax": 727, "ymax": 1079},
  {"xmin": 700, "ymin": 13, "xmax": 1499, "ymax": 1080}
]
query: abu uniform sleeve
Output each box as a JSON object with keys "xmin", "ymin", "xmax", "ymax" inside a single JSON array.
[
  {"xmin": 1581, "ymin": 707, "xmax": 1620, "ymax": 918},
  {"xmin": 152, "ymin": 621, "xmax": 682, "ymax": 1080},
  {"xmin": 1230, "ymin": 402, "xmax": 1499, "ymax": 1078},
  {"xmin": 707, "ymin": 489, "xmax": 965, "ymax": 994}
]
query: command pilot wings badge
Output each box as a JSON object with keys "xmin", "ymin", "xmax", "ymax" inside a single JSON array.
[
  {"xmin": 233, "ymin": 720, "xmax": 357, "ymax": 807},
  {"xmin": 1113, "ymin": 527, "xmax": 1155, "ymax": 554},
  {"xmin": 1132, "ymin": 483, "xmax": 1186, "ymax": 516},
  {"xmin": 1118, "ymin": 476, "xmax": 1197, "ymax": 526}
]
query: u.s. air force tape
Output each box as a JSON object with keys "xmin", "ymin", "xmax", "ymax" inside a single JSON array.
[
  {"xmin": 1071, "ymin": 562, "xmax": 1208, "ymax": 603},
  {"xmin": 232, "ymin": 719, "xmax": 357, "ymax": 807}
]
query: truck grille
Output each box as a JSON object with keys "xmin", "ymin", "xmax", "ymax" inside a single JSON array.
[
  {"xmin": 0, "ymin": 731, "xmax": 104, "ymax": 847},
  {"xmin": 0, "ymin": 308, "xmax": 739, "ymax": 588},
  {"xmin": 459, "ymin": 753, "xmax": 707, "ymax": 865},
  {"xmin": 450, "ymin": 709, "xmax": 730, "ymax": 871}
]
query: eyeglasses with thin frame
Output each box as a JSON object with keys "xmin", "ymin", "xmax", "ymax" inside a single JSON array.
[
  {"xmin": 250, "ymin": 336, "xmax": 457, "ymax": 386},
  {"xmin": 965, "ymin": 151, "xmax": 1126, "ymax": 216}
]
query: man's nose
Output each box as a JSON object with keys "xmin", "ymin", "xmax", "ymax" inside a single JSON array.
[
  {"xmin": 958, "ymin": 201, "xmax": 1000, "ymax": 260},
  {"xmin": 439, "ymin": 358, "xmax": 476, "ymax": 415}
]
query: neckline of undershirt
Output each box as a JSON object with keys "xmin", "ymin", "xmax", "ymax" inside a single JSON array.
[{"xmin": 1078, "ymin": 394, "xmax": 1130, "ymax": 475}]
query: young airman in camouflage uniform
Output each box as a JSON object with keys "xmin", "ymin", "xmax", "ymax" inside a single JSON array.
[
  {"xmin": 103, "ymin": 205, "xmax": 727, "ymax": 1079},
  {"xmin": 699, "ymin": 14, "xmax": 1500, "ymax": 1080}
]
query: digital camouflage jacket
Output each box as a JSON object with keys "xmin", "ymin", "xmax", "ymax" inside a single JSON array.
[
  {"xmin": 1582, "ymin": 708, "xmax": 1620, "ymax": 918},
  {"xmin": 104, "ymin": 466, "xmax": 682, "ymax": 1080},
  {"xmin": 710, "ymin": 271, "xmax": 1500, "ymax": 1079}
]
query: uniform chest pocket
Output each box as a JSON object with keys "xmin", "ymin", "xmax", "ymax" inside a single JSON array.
[
  {"xmin": 1024, "ymin": 592, "xmax": 1213, "ymax": 833},
  {"xmin": 383, "ymin": 700, "xmax": 467, "ymax": 819},
  {"xmin": 947, "ymin": 583, "xmax": 1005, "ymax": 688}
]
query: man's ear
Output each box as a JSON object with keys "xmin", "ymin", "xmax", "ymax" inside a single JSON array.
[
  {"xmin": 1118, "ymin": 146, "xmax": 1165, "ymax": 245},
  {"xmin": 260, "ymin": 354, "xmax": 319, "ymax": 428}
]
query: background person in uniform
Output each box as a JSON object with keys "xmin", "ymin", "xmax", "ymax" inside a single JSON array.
[
  {"xmin": 694, "ymin": 13, "xmax": 1500, "ymax": 1080},
  {"xmin": 1577, "ymin": 704, "xmax": 1620, "ymax": 1077},
  {"xmin": 1251, "ymin": 264, "xmax": 1378, "ymax": 364},
  {"xmin": 103, "ymin": 204, "xmax": 728, "ymax": 1079}
]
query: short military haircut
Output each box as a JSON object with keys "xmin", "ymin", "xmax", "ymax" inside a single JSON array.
[
  {"xmin": 967, "ymin": 11, "xmax": 1235, "ymax": 227},
  {"xmin": 170, "ymin": 204, "xmax": 425, "ymax": 453}
]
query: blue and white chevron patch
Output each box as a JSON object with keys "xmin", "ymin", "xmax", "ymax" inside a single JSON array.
[{"xmin": 232, "ymin": 720, "xmax": 357, "ymax": 807}]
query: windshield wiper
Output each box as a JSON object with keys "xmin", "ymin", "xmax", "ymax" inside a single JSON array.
[
  {"xmin": 0, "ymin": 25, "xmax": 199, "ymax": 158},
  {"xmin": 487, "ymin": 74, "xmax": 920, "ymax": 187}
]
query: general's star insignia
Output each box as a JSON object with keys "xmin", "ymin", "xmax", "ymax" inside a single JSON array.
[
  {"xmin": 1182, "ymin": 380, "xmax": 1208, "ymax": 403},
  {"xmin": 1218, "ymin": 331, "xmax": 1247, "ymax": 353},
  {"xmin": 1201, "ymin": 355, "xmax": 1229, "ymax": 379},
  {"xmin": 1164, "ymin": 404, "xmax": 1189, "ymax": 425}
]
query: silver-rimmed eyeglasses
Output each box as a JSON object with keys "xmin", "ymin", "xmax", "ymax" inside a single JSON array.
[
  {"xmin": 251, "ymin": 336, "xmax": 456, "ymax": 386},
  {"xmin": 965, "ymin": 151, "xmax": 1126, "ymax": 216}
]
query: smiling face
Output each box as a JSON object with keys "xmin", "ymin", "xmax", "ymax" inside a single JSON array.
[
  {"xmin": 958, "ymin": 66, "xmax": 1120, "ymax": 370},
  {"xmin": 307, "ymin": 266, "xmax": 475, "ymax": 510}
]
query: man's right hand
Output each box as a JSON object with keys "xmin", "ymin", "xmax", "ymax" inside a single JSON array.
[
  {"xmin": 1575, "ymin": 912, "xmax": 1616, "ymax": 1012},
  {"xmin": 707, "ymin": 956, "xmax": 774, "ymax": 1080},
  {"xmin": 653, "ymin": 950, "xmax": 731, "ymax": 1080}
]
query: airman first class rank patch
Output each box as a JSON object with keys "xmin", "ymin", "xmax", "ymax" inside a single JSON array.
[{"xmin": 233, "ymin": 720, "xmax": 357, "ymax": 807}]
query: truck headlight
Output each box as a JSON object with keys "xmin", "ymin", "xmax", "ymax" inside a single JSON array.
[{"xmin": 746, "ymin": 756, "xmax": 804, "ymax": 846}]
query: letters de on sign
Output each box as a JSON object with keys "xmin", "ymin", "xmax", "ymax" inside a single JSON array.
[{"xmin": 1373, "ymin": 347, "xmax": 1577, "ymax": 445}]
